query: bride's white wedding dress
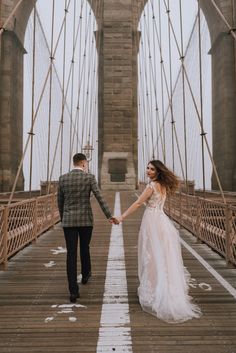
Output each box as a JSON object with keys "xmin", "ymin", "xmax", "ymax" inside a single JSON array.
[{"xmin": 138, "ymin": 182, "xmax": 201, "ymax": 323}]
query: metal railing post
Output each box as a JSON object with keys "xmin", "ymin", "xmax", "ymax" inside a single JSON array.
[
  {"xmin": 225, "ymin": 205, "xmax": 232, "ymax": 265},
  {"xmin": 195, "ymin": 197, "xmax": 201, "ymax": 242},
  {"xmin": 3, "ymin": 207, "xmax": 9, "ymax": 270},
  {"xmin": 51, "ymin": 193, "xmax": 56, "ymax": 228},
  {"xmin": 168, "ymin": 195, "xmax": 171, "ymax": 217},
  {"xmin": 33, "ymin": 198, "xmax": 38, "ymax": 241},
  {"xmin": 179, "ymin": 191, "xmax": 182, "ymax": 228}
]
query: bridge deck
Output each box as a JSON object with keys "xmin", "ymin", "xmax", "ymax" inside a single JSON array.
[{"xmin": 0, "ymin": 191, "xmax": 236, "ymax": 353}]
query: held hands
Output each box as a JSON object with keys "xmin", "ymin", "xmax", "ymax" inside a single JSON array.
[
  {"xmin": 109, "ymin": 216, "xmax": 123, "ymax": 225},
  {"xmin": 115, "ymin": 216, "xmax": 123, "ymax": 224}
]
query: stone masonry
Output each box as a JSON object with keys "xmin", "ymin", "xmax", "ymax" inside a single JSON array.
[{"xmin": 98, "ymin": 0, "xmax": 139, "ymax": 190}]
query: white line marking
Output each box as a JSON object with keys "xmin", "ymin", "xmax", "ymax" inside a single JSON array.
[
  {"xmin": 199, "ymin": 283, "xmax": 212, "ymax": 291},
  {"xmin": 180, "ymin": 238, "xmax": 236, "ymax": 300},
  {"xmin": 96, "ymin": 192, "xmax": 133, "ymax": 353},
  {"xmin": 50, "ymin": 246, "xmax": 67, "ymax": 255},
  {"xmin": 45, "ymin": 317, "xmax": 54, "ymax": 323},
  {"xmin": 56, "ymin": 303, "xmax": 86, "ymax": 309},
  {"xmin": 69, "ymin": 317, "xmax": 77, "ymax": 322},
  {"xmin": 44, "ymin": 261, "xmax": 56, "ymax": 268}
]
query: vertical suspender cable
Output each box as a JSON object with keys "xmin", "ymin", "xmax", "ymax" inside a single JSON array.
[
  {"xmin": 48, "ymin": 0, "xmax": 84, "ymax": 184},
  {"xmin": 88, "ymin": 0, "xmax": 101, "ymax": 173},
  {"xmin": 8, "ymin": 0, "xmax": 72, "ymax": 205},
  {"xmin": 77, "ymin": 1, "xmax": 84, "ymax": 152},
  {"xmin": 89, "ymin": 0, "xmax": 101, "ymax": 161},
  {"xmin": 142, "ymin": 13, "xmax": 151, "ymax": 157},
  {"xmin": 83, "ymin": 5, "xmax": 95, "ymax": 148},
  {"xmin": 60, "ymin": 0, "xmax": 68, "ymax": 176},
  {"xmin": 148, "ymin": 0, "xmax": 166, "ymax": 161},
  {"xmin": 46, "ymin": 0, "xmax": 55, "ymax": 187},
  {"xmin": 179, "ymin": 0, "xmax": 188, "ymax": 190},
  {"xmin": 140, "ymin": 12, "xmax": 154, "ymax": 157},
  {"xmin": 81, "ymin": 3, "xmax": 89, "ymax": 147},
  {"xmin": 69, "ymin": 0, "xmax": 77, "ymax": 168},
  {"xmin": 29, "ymin": 4, "xmax": 36, "ymax": 197},
  {"xmin": 140, "ymin": 62, "xmax": 149, "ymax": 166},
  {"xmin": 146, "ymin": 2, "xmax": 155, "ymax": 158},
  {"xmin": 139, "ymin": 41, "xmax": 149, "ymax": 165},
  {"xmin": 76, "ymin": 2, "xmax": 92, "ymax": 150},
  {"xmin": 136, "ymin": 0, "xmax": 146, "ymax": 180},
  {"xmin": 158, "ymin": 0, "xmax": 166, "ymax": 163},
  {"xmin": 161, "ymin": 0, "xmax": 225, "ymax": 201},
  {"xmin": 231, "ymin": 0, "xmax": 236, "ymax": 111},
  {"xmin": 87, "ymin": 18, "xmax": 97, "ymax": 152},
  {"xmin": 166, "ymin": 0, "xmax": 175, "ymax": 171},
  {"xmin": 69, "ymin": 0, "xmax": 85, "ymax": 167},
  {"xmin": 152, "ymin": 1, "xmax": 158, "ymax": 159},
  {"xmin": 197, "ymin": 3, "xmax": 206, "ymax": 196}
]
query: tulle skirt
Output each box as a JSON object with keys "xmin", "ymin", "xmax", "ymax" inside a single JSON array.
[{"xmin": 138, "ymin": 208, "xmax": 202, "ymax": 323}]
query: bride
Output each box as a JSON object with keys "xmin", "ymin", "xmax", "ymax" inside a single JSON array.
[{"xmin": 116, "ymin": 160, "xmax": 201, "ymax": 323}]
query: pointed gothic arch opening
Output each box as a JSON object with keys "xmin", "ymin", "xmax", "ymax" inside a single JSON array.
[
  {"xmin": 137, "ymin": 1, "xmax": 211, "ymax": 191},
  {"xmin": 23, "ymin": 0, "xmax": 99, "ymax": 191},
  {"xmin": 137, "ymin": 0, "xmax": 236, "ymax": 192}
]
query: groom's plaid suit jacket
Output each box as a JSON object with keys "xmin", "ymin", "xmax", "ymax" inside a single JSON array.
[{"xmin": 57, "ymin": 169, "xmax": 112, "ymax": 227}]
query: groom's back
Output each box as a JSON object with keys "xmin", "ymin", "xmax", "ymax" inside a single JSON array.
[{"xmin": 58, "ymin": 169, "xmax": 95, "ymax": 226}]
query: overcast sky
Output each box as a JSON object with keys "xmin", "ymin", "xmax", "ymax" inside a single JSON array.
[{"xmin": 23, "ymin": 0, "xmax": 211, "ymax": 190}]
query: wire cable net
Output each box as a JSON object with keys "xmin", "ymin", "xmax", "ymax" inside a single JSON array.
[
  {"xmin": 138, "ymin": 0, "xmax": 212, "ymax": 190},
  {"xmin": 23, "ymin": 0, "xmax": 99, "ymax": 191}
]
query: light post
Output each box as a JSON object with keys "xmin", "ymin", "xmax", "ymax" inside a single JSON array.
[{"xmin": 82, "ymin": 141, "xmax": 94, "ymax": 162}]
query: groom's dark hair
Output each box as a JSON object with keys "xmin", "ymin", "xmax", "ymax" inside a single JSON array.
[{"xmin": 73, "ymin": 153, "xmax": 87, "ymax": 165}]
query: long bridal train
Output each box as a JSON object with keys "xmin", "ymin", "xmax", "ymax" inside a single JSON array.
[{"xmin": 137, "ymin": 183, "xmax": 202, "ymax": 323}]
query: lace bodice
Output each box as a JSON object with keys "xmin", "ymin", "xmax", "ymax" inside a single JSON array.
[{"xmin": 146, "ymin": 182, "xmax": 166, "ymax": 211}]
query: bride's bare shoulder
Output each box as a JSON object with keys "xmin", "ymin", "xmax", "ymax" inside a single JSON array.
[{"xmin": 155, "ymin": 182, "xmax": 166, "ymax": 195}]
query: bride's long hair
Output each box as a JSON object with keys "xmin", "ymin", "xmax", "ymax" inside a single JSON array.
[{"xmin": 149, "ymin": 160, "xmax": 179, "ymax": 195}]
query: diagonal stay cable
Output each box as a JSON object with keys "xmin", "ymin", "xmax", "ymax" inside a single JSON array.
[
  {"xmin": 35, "ymin": 8, "xmax": 82, "ymax": 147},
  {"xmin": 209, "ymin": 0, "xmax": 236, "ymax": 40},
  {"xmin": 8, "ymin": 0, "xmax": 73, "ymax": 204},
  {"xmin": 142, "ymin": 0, "xmax": 165, "ymax": 158},
  {"xmin": 160, "ymin": 0, "xmax": 226, "ymax": 202},
  {"xmin": 0, "ymin": 0, "xmax": 24, "ymax": 36}
]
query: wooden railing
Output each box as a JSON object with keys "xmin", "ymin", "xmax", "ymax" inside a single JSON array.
[
  {"xmin": 165, "ymin": 193, "xmax": 236, "ymax": 266},
  {"xmin": 0, "ymin": 193, "xmax": 59, "ymax": 268}
]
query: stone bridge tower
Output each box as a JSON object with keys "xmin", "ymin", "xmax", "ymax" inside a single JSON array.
[
  {"xmin": 96, "ymin": 0, "xmax": 143, "ymax": 190},
  {"xmin": 0, "ymin": 0, "xmax": 236, "ymax": 191}
]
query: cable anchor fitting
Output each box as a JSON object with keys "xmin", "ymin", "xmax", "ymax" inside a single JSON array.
[{"xmin": 228, "ymin": 27, "xmax": 236, "ymax": 34}]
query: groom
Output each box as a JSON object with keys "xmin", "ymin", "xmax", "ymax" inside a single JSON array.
[{"xmin": 57, "ymin": 153, "xmax": 116, "ymax": 302}]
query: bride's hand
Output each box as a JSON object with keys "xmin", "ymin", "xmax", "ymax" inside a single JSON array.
[{"xmin": 116, "ymin": 216, "xmax": 123, "ymax": 223}]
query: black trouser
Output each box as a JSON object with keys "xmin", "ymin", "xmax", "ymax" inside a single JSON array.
[{"xmin": 63, "ymin": 226, "xmax": 93, "ymax": 294}]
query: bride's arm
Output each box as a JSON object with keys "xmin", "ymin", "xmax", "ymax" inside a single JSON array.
[{"xmin": 117, "ymin": 186, "xmax": 153, "ymax": 222}]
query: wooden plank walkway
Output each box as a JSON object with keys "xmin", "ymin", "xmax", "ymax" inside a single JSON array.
[{"xmin": 0, "ymin": 191, "xmax": 236, "ymax": 353}]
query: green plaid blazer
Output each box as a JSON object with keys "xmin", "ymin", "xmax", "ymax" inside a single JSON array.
[{"xmin": 57, "ymin": 169, "xmax": 112, "ymax": 227}]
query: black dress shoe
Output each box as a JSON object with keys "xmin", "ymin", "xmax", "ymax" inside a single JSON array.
[
  {"xmin": 70, "ymin": 292, "xmax": 80, "ymax": 303},
  {"xmin": 82, "ymin": 271, "xmax": 91, "ymax": 284}
]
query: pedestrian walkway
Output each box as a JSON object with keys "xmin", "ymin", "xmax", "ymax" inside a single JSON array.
[{"xmin": 0, "ymin": 191, "xmax": 236, "ymax": 353}]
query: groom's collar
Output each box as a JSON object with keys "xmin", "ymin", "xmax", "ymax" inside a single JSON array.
[{"xmin": 72, "ymin": 166, "xmax": 84, "ymax": 172}]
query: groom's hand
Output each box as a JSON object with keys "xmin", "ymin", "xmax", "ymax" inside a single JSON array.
[{"xmin": 109, "ymin": 216, "xmax": 119, "ymax": 225}]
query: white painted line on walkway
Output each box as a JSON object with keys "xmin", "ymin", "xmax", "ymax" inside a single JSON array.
[
  {"xmin": 96, "ymin": 192, "xmax": 133, "ymax": 353},
  {"xmin": 180, "ymin": 237, "xmax": 236, "ymax": 300}
]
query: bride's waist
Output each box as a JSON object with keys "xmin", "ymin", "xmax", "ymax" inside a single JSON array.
[{"xmin": 146, "ymin": 206, "xmax": 164, "ymax": 212}]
